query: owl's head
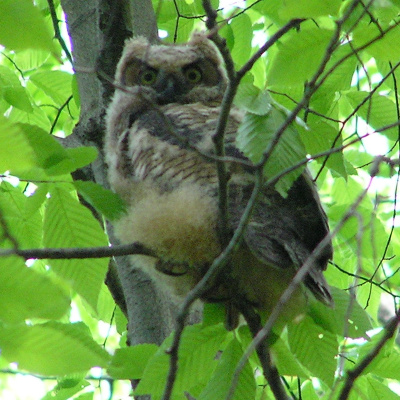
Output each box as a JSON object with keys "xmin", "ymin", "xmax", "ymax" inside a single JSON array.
[{"xmin": 114, "ymin": 32, "xmax": 227, "ymax": 104}]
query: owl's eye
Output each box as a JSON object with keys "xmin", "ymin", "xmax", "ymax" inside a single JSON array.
[
  {"xmin": 184, "ymin": 66, "xmax": 202, "ymax": 83},
  {"xmin": 139, "ymin": 68, "xmax": 158, "ymax": 85}
]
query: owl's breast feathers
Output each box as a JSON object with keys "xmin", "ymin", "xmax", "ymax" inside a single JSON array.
[{"xmin": 111, "ymin": 101, "xmax": 333, "ymax": 309}]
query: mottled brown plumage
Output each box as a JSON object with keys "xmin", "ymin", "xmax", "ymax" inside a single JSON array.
[{"xmin": 105, "ymin": 33, "xmax": 333, "ymax": 329}]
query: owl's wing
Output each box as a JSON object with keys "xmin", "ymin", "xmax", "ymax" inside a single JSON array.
[{"xmin": 231, "ymin": 171, "xmax": 333, "ymax": 306}]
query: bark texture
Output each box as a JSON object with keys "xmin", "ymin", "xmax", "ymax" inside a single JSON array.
[{"xmin": 61, "ymin": 0, "xmax": 179, "ymax": 348}]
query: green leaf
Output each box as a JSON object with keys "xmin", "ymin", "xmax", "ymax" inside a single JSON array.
[
  {"xmin": 202, "ymin": 303, "xmax": 227, "ymax": 327},
  {"xmin": 319, "ymin": 43, "xmax": 359, "ymax": 92},
  {"xmin": 114, "ymin": 306, "xmax": 128, "ymax": 335},
  {"xmin": 0, "ymin": 117, "xmax": 37, "ymax": 174},
  {"xmin": 8, "ymin": 103, "xmax": 52, "ymax": 131},
  {"xmin": 270, "ymin": 335, "xmax": 308, "ymax": 378},
  {"xmin": 37, "ymin": 145, "xmax": 97, "ymax": 176},
  {"xmin": 73, "ymin": 180, "xmax": 127, "ymax": 221},
  {"xmin": 198, "ymin": 337, "xmax": 256, "ymax": 400},
  {"xmin": 0, "ymin": 181, "xmax": 43, "ymax": 248},
  {"xmin": 0, "ymin": 65, "xmax": 33, "ymax": 112},
  {"xmin": 252, "ymin": 0, "xmax": 288, "ymax": 26},
  {"xmin": 278, "ymin": 0, "xmax": 342, "ymax": 18},
  {"xmin": 72, "ymin": 75, "xmax": 81, "ymax": 108},
  {"xmin": 43, "ymin": 186, "xmax": 109, "ymax": 311},
  {"xmin": 299, "ymin": 119, "xmax": 347, "ymax": 177},
  {"xmin": 62, "ymin": 146, "xmax": 98, "ymax": 173},
  {"xmin": 355, "ymin": 327, "xmax": 396, "ymax": 374},
  {"xmin": 235, "ymin": 83, "xmax": 272, "ymax": 115},
  {"xmin": 0, "ymin": 256, "xmax": 70, "ymax": 323},
  {"xmin": 136, "ymin": 324, "xmax": 229, "ymax": 399},
  {"xmin": 230, "ymin": 13, "xmax": 252, "ymax": 66},
  {"xmin": 0, "ymin": 322, "xmax": 110, "ymax": 376},
  {"xmin": 300, "ymin": 380, "xmax": 320, "ymax": 400},
  {"xmin": 16, "ymin": 123, "xmax": 70, "ymax": 171},
  {"xmin": 288, "ymin": 315, "xmax": 338, "ymax": 386},
  {"xmin": 267, "ymin": 27, "xmax": 333, "ymax": 86},
  {"xmin": 0, "ymin": 122, "xmax": 95, "ymax": 178},
  {"xmin": 237, "ymin": 97, "xmax": 306, "ymax": 195},
  {"xmin": 353, "ymin": 22, "xmax": 400, "ymax": 62},
  {"xmin": 41, "ymin": 379, "xmax": 90, "ymax": 400},
  {"xmin": 30, "ymin": 71, "xmax": 73, "ymax": 106},
  {"xmin": 13, "ymin": 49, "xmax": 50, "ymax": 72},
  {"xmin": 0, "ymin": 0, "xmax": 55, "ymax": 52},
  {"xmin": 364, "ymin": 348, "xmax": 400, "ymax": 380},
  {"xmin": 329, "ymin": 198, "xmax": 392, "ymax": 262},
  {"xmin": 108, "ymin": 345, "xmax": 158, "ymax": 379},
  {"xmin": 365, "ymin": 375, "xmax": 400, "ymax": 400},
  {"xmin": 308, "ymin": 287, "xmax": 373, "ymax": 339},
  {"xmin": 345, "ymin": 91, "xmax": 399, "ymax": 140}
]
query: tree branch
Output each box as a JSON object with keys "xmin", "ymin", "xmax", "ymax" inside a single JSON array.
[
  {"xmin": 0, "ymin": 242, "xmax": 156, "ymax": 260},
  {"xmin": 226, "ymin": 155, "xmax": 393, "ymax": 398},
  {"xmin": 129, "ymin": 0, "xmax": 159, "ymax": 43},
  {"xmin": 338, "ymin": 310, "xmax": 400, "ymax": 400},
  {"xmin": 255, "ymin": 0, "xmax": 363, "ymax": 172},
  {"xmin": 47, "ymin": 0, "xmax": 74, "ymax": 65},
  {"xmin": 161, "ymin": 170, "xmax": 264, "ymax": 400},
  {"xmin": 235, "ymin": 301, "xmax": 290, "ymax": 400}
]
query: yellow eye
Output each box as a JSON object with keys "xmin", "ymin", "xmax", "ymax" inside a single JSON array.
[
  {"xmin": 184, "ymin": 66, "xmax": 202, "ymax": 83},
  {"xmin": 139, "ymin": 68, "xmax": 158, "ymax": 85}
]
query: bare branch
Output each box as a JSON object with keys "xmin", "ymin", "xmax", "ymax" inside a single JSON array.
[
  {"xmin": 203, "ymin": 0, "xmax": 236, "ymax": 247},
  {"xmin": 0, "ymin": 242, "xmax": 156, "ymax": 260}
]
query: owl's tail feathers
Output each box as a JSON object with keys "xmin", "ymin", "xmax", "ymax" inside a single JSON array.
[{"xmin": 305, "ymin": 268, "xmax": 334, "ymax": 307}]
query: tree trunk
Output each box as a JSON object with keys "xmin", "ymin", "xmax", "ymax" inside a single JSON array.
[{"xmin": 61, "ymin": 0, "xmax": 178, "ymax": 348}]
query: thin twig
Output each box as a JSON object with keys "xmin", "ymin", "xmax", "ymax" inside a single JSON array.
[
  {"xmin": 236, "ymin": 19, "xmax": 304, "ymax": 81},
  {"xmin": 333, "ymin": 263, "xmax": 400, "ymax": 298},
  {"xmin": 338, "ymin": 311, "xmax": 400, "ymax": 400},
  {"xmin": 50, "ymin": 95, "xmax": 74, "ymax": 135},
  {"xmin": 255, "ymin": 0, "xmax": 363, "ymax": 172},
  {"xmin": 47, "ymin": 0, "xmax": 73, "ymax": 65},
  {"xmin": 0, "ymin": 242, "xmax": 156, "ymax": 260},
  {"xmin": 203, "ymin": 0, "xmax": 237, "ymax": 247},
  {"xmin": 226, "ymin": 165, "xmax": 380, "ymax": 400}
]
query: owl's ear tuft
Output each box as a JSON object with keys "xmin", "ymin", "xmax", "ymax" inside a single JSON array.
[
  {"xmin": 189, "ymin": 32, "xmax": 220, "ymax": 61},
  {"xmin": 115, "ymin": 36, "xmax": 151, "ymax": 82},
  {"xmin": 189, "ymin": 31, "xmax": 228, "ymax": 85}
]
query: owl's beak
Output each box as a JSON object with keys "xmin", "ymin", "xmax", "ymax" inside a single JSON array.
[{"xmin": 155, "ymin": 71, "xmax": 185, "ymax": 104}]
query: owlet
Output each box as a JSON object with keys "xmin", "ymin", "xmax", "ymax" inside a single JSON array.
[{"xmin": 105, "ymin": 33, "xmax": 333, "ymax": 329}]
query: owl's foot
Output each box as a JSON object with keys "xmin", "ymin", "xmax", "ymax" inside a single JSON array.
[{"xmin": 155, "ymin": 259, "xmax": 189, "ymax": 276}]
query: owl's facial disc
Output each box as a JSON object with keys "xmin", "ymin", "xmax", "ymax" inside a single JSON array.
[
  {"xmin": 122, "ymin": 58, "xmax": 224, "ymax": 104},
  {"xmin": 154, "ymin": 69, "xmax": 191, "ymax": 104}
]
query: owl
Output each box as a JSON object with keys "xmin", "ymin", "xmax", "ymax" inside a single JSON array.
[{"xmin": 105, "ymin": 33, "xmax": 333, "ymax": 329}]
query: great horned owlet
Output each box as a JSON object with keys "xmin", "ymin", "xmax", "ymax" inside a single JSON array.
[{"xmin": 105, "ymin": 33, "xmax": 333, "ymax": 329}]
